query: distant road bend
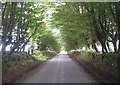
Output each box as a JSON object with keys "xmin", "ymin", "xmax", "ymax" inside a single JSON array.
[{"xmin": 17, "ymin": 54, "xmax": 97, "ymax": 83}]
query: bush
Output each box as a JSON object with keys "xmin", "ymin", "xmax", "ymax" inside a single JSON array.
[
  {"xmin": 83, "ymin": 52, "xmax": 119, "ymax": 68},
  {"xmin": 69, "ymin": 50, "xmax": 81, "ymax": 56},
  {"xmin": 100, "ymin": 52, "xmax": 119, "ymax": 68},
  {"xmin": 2, "ymin": 52, "xmax": 36, "ymax": 72},
  {"xmin": 35, "ymin": 53, "xmax": 48, "ymax": 62},
  {"xmin": 69, "ymin": 50, "xmax": 119, "ymax": 69}
]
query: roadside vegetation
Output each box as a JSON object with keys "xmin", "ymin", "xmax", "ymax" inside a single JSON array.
[
  {"xmin": 69, "ymin": 51, "xmax": 119, "ymax": 69},
  {"xmin": 1, "ymin": 2, "xmax": 120, "ymax": 83}
]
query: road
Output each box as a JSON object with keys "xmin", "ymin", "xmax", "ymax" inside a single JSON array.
[{"xmin": 17, "ymin": 54, "xmax": 97, "ymax": 83}]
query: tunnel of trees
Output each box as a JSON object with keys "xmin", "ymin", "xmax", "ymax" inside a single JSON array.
[
  {"xmin": 1, "ymin": 2, "xmax": 120, "ymax": 55},
  {"xmin": 1, "ymin": 2, "xmax": 120, "ymax": 83},
  {"xmin": 52, "ymin": 2, "xmax": 120, "ymax": 53},
  {"xmin": 1, "ymin": 2, "xmax": 120, "ymax": 69}
]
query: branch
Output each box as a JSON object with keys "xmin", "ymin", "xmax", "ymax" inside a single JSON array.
[
  {"xmin": 21, "ymin": 23, "xmax": 38, "ymax": 49},
  {"xmin": 109, "ymin": 4, "xmax": 117, "ymax": 24}
]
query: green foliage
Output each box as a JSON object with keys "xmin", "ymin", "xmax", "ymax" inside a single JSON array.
[
  {"xmin": 2, "ymin": 2, "xmax": 61, "ymax": 56},
  {"xmin": 2, "ymin": 2, "xmax": 120, "ymax": 70},
  {"xmin": 32, "ymin": 50, "xmax": 48, "ymax": 61},
  {"xmin": 32, "ymin": 30, "xmax": 61, "ymax": 53},
  {"xmin": 100, "ymin": 52, "xmax": 119, "ymax": 68},
  {"xmin": 2, "ymin": 52, "xmax": 35, "ymax": 71},
  {"xmin": 51, "ymin": 3, "xmax": 96, "ymax": 51},
  {"xmin": 76, "ymin": 51, "xmax": 119, "ymax": 68},
  {"xmin": 35, "ymin": 53, "xmax": 48, "ymax": 62},
  {"xmin": 51, "ymin": 2, "xmax": 120, "ymax": 52},
  {"xmin": 70, "ymin": 50, "xmax": 119, "ymax": 68}
]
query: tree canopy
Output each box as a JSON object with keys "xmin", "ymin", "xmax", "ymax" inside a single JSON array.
[
  {"xmin": 1, "ymin": 2, "xmax": 120, "ymax": 57},
  {"xmin": 51, "ymin": 2, "xmax": 120, "ymax": 53},
  {"xmin": 1, "ymin": 2, "xmax": 60, "ymax": 56}
]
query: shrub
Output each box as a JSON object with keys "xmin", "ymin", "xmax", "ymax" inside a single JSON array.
[
  {"xmin": 85, "ymin": 52, "xmax": 119, "ymax": 68},
  {"xmin": 71, "ymin": 51, "xmax": 119, "ymax": 68},
  {"xmin": 35, "ymin": 53, "xmax": 48, "ymax": 62},
  {"xmin": 100, "ymin": 52, "xmax": 119, "ymax": 68}
]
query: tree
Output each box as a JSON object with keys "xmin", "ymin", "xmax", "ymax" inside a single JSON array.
[
  {"xmin": 2, "ymin": 2, "xmax": 60, "ymax": 57},
  {"xmin": 51, "ymin": 2, "xmax": 120, "ymax": 53}
]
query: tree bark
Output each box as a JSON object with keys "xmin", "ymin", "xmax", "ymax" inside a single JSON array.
[{"xmin": 110, "ymin": 3, "xmax": 120, "ymax": 52}]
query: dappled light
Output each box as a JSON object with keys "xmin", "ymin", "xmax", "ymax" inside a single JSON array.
[{"xmin": 1, "ymin": 2, "xmax": 120, "ymax": 83}]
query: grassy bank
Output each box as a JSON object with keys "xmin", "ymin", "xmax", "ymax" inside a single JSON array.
[
  {"xmin": 2, "ymin": 51, "xmax": 57, "ymax": 83},
  {"xmin": 68, "ymin": 51, "xmax": 119, "ymax": 83}
]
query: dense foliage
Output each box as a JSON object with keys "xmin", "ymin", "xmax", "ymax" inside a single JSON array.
[
  {"xmin": 1, "ymin": 2, "xmax": 120, "ymax": 66},
  {"xmin": 51, "ymin": 2, "xmax": 120, "ymax": 53},
  {"xmin": 70, "ymin": 51, "xmax": 119, "ymax": 68},
  {"xmin": 1, "ymin": 2, "xmax": 119, "ymax": 83},
  {"xmin": 1, "ymin": 2, "xmax": 60, "ymax": 57}
]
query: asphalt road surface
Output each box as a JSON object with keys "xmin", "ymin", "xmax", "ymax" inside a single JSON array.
[{"xmin": 17, "ymin": 54, "xmax": 97, "ymax": 83}]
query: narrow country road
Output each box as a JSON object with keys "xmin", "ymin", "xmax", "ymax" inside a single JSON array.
[{"xmin": 17, "ymin": 54, "xmax": 97, "ymax": 83}]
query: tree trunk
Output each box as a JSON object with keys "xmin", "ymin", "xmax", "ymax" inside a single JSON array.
[
  {"xmin": 106, "ymin": 42, "xmax": 111, "ymax": 52},
  {"xmin": 113, "ymin": 41, "xmax": 117, "ymax": 52},
  {"xmin": 115, "ymin": 3, "xmax": 120, "ymax": 52},
  {"xmin": 93, "ymin": 43, "xmax": 99, "ymax": 52},
  {"xmin": 7, "ymin": 42, "xmax": 18, "ymax": 55},
  {"xmin": 21, "ymin": 23, "xmax": 38, "ymax": 51},
  {"xmin": 110, "ymin": 3, "xmax": 120, "ymax": 52}
]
